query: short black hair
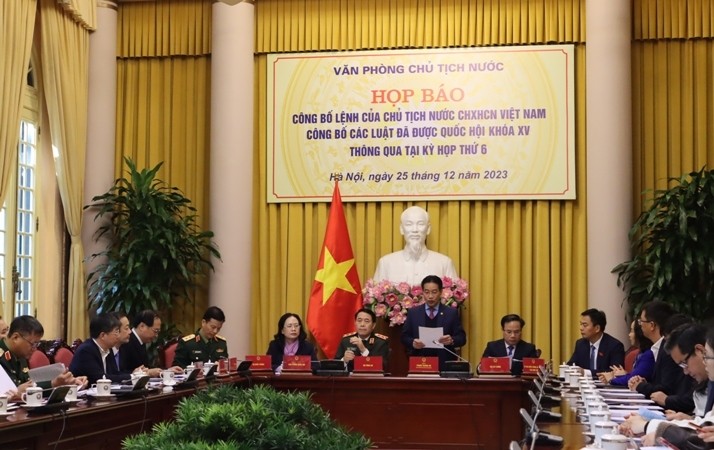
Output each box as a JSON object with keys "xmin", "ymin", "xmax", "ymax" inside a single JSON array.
[
  {"xmin": 8, "ymin": 315, "xmax": 44, "ymax": 337},
  {"xmin": 662, "ymin": 313, "xmax": 693, "ymax": 336},
  {"xmin": 421, "ymin": 275, "xmax": 443, "ymax": 290},
  {"xmin": 89, "ymin": 313, "xmax": 121, "ymax": 339},
  {"xmin": 665, "ymin": 323, "xmax": 707, "ymax": 355},
  {"xmin": 706, "ymin": 328, "xmax": 714, "ymax": 351},
  {"xmin": 355, "ymin": 308, "xmax": 377, "ymax": 323},
  {"xmin": 132, "ymin": 310, "xmax": 159, "ymax": 329},
  {"xmin": 640, "ymin": 300, "xmax": 675, "ymax": 330},
  {"xmin": 203, "ymin": 306, "xmax": 225, "ymax": 323},
  {"xmin": 273, "ymin": 313, "xmax": 307, "ymax": 343},
  {"xmin": 501, "ymin": 314, "xmax": 525, "ymax": 329},
  {"xmin": 581, "ymin": 308, "xmax": 607, "ymax": 331}
]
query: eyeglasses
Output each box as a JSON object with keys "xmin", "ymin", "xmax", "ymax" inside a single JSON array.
[
  {"xmin": 637, "ymin": 319, "xmax": 653, "ymax": 325},
  {"xmin": 152, "ymin": 328, "xmax": 161, "ymax": 334},
  {"xmin": 20, "ymin": 334, "xmax": 41, "ymax": 349},
  {"xmin": 702, "ymin": 354, "xmax": 714, "ymax": 362},
  {"xmin": 678, "ymin": 353, "xmax": 692, "ymax": 369}
]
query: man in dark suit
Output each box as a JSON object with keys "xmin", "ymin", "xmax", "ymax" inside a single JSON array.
[
  {"xmin": 401, "ymin": 275, "xmax": 467, "ymax": 370},
  {"xmin": 566, "ymin": 308, "xmax": 625, "ymax": 376},
  {"xmin": 69, "ymin": 313, "xmax": 131, "ymax": 384},
  {"xmin": 481, "ymin": 314, "xmax": 539, "ymax": 375},
  {"xmin": 120, "ymin": 310, "xmax": 182, "ymax": 377},
  {"xmin": 628, "ymin": 301, "xmax": 694, "ymax": 412}
]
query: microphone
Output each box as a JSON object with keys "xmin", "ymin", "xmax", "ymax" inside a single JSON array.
[
  {"xmin": 431, "ymin": 340, "xmax": 470, "ymax": 363},
  {"xmin": 527, "ymin": 389, "xmax": 561, "ymax": 422}
]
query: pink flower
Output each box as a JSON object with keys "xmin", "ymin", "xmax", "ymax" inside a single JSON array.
[
  {"xmin": 396, "ymin": 282, "xmax": 411, "ymax": 294},
  {"xmin": 452, "ymin": 289, "xmax": 466, "ymax": 301},
  {"xmin": 374, "ymin": 303, "xmax": 387, "ymax": 317},
  {"xmin": 385, "ymin": 293, "xmax": 399, "ymax": 307},
  {"xmin": 441, "ymin": 288, "xmax": 453, "ymax": 300},
  {"xmin": 402, "ymin": 296, "xmax": 415, "ymax": 309},
  {"xmin": 410, "ymin": 286, "xmax": 423, "ymax": 297}
]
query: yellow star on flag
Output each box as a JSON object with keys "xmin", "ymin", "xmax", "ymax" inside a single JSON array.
[{"xmin": 314, "ymin": 247, "xmax": 356, "ymax": 304}]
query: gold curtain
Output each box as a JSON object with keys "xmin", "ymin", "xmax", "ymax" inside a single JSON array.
[
  {"xmin": 0, "ymin": 0, "xmax": 37, "ymax": 318},
  {"xmin": 632, "ymin": 0, "xmax": 714, "ymax": 215},
  {"xmin": 39, "ymin": 0, "xmax": 92, "ymax": 339},
  {"xmin": 116, "ymin": 0, "xmax": 212, "ymax": 334},
  {"xmin": 253, "ymin": 0, "xmax": 587, "ymax": 365}
]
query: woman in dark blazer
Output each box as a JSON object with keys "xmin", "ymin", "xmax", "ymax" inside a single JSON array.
[{"xmin": 266, "ymin": 313, "xmax": 317, "ymax": 371}]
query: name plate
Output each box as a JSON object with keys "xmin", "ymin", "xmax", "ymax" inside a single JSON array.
[
  {"xmin": 228, "ymin": 357, "xmax": 239, "ymax": 372},
  {"xmin": 408, "ymin": 356, "xmax": 439, "ymax": 374},
  {"xmin": 282, "ymin": 355, "xmax": 312, "ymax": 372},
  {"xmin": 521, "ymin": 357, "xmax": 545, "ymax": 375},
  {"xmin": 246, "ymin": 355, "xmax": 272, "ymax": 371},
  {"xmin": 217, "ymin": 358, "xmax": 229, "ymax": 375},
  {"xmin": 479, "ymin": 356, "xmax": 511, "ymax": 374},
  {"xmin": 354, "ymin": 356, "xmax": 383, "ymax": 373}
]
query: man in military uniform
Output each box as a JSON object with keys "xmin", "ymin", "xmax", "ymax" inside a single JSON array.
[
  {"xmin": 174, "ymin": 306, "xmax": 228, "ymax": 367},
  {"xmin": 335, "ymin": 308, "xmax": 389, "ymax": 371},
  {"xmin": 0, "ymin": 315, "xmax": 86, "ymax": 400}
]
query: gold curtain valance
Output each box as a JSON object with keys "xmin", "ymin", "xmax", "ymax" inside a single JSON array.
[
  {"xmin": 255, "ymin": 0, "xmax": 585, "ymax": 54},
  {"xmin": 57, "ymin": 0, "xmax": 96, "ymax": 30},
  {"xmin": 117, "ymin": 0, "xmax": 212, "ymax": 58},
  {"xmin": 633, "ymin": 0, "xmax": 714, "ymax": 40}
]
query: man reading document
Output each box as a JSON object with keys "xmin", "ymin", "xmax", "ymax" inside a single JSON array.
[{"xmin": 401, "ymin": 275, "xmax": 466, "ymax": 370}]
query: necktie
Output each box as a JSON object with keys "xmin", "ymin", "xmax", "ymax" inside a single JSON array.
[
  {"xmin": 507, "ymin": 345, "xmax": 514, "ymax": 357},
  {"xmin": 115, "ymin": 350, "xmax": 120, "ymax": 370},
  {"xmin": 428, "ymin": 308, "xmax": 436, "ymax": 319},
  {"xmin": 590, "ymin": 345, "xmax": 597, "ymax": 371}
]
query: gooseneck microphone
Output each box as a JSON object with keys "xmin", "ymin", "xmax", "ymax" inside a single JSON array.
[{"xmin": 431, "ymin": 340, "xmax": 470, "ymax": 363}]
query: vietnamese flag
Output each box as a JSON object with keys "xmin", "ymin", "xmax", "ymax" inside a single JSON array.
[{"xmin": 307, "ymin": 181, "xmax": 363, "ymax": 359}]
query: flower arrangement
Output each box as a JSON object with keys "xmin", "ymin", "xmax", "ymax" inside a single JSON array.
[{"xmin": 362, "ymin": 276, "xmax": 469, "ymax": 327}]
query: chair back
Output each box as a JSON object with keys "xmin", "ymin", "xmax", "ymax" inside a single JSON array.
[
  {"xmin": 162, "ymin": 340, "xmax": 179, "ymax": 368},
  {"xmin": 53, "ymin": 347, "xmax": 74, "ymax": 368},
  {"xmin": 28, "ymin": 348, "xmax": 51, "ymax": 368},
  {"xmin": 624, "ymin": 346, "xmax": 640, "ymax": 372}
]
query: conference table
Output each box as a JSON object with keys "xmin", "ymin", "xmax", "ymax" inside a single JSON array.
[{"xmin": 0, "ymin": 373, "xmax": 534, "ymax": 449}]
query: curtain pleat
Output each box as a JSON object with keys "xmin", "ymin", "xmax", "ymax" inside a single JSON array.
[
  {"xmin": 253, "ymin": 0, "xmax": 587, "ymax": 365},
  {"xmin": 116, "ymin": 7, "xmax": 212, "ymax": 334},
  {"xmin": 634, "ymin": 0, "xmax": 714, "ymax": 40},
  {"xmin": 39, "ymin": 0, "xmax": 90, "ymax": 340},
  {"xmin": 0, "ymin": 0, "xmax": 37, "ymax": 320},
  {"xmin": 57, "ymin": 0, "xmax": 95, "ymax": 30}
]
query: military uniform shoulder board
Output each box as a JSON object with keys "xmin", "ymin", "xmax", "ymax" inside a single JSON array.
[
  {"xmin": 182, "ymin": 334, "xmax": 196, "ymax": 342},
  {"xmin": 215, "ymin": 334, "xmax": 226, "ymax": 341},
  {"xmin": 374, "ymin": 333, "xmax": 388, "ymax": 340},
  {"xmin": 342, "ymin": 332, "xmax": 355, "ymax": 338}
]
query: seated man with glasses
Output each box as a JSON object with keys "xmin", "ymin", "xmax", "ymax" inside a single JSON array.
[
  {"xmin": 620, "ymin": 324, "xmax": 713, "ymax": 445},
  {"xmin": 120, "ymin": 310, "xmax": 183, "ymax": 377},
  {"xmin": 174, "ymin": 306, "xmax": 228, "ymax": 368},
  {"xmin": 0, "ymin": 315, "xmax": 87, "ymax": 401},
  {"xmin": 629, "ymin": 303, "xmax": 695, "ymax": 413},
  {"xmin": 70, "ymin": 313, "xmax": 131, "ymax": 384}
]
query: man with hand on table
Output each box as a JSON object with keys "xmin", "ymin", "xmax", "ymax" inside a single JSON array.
[
  {"xmin": 620, "ymin": 324, "xmax": 713, "ymax": 448},
  {"xmin": 335, "ymin": 308, "xmax": 389, "ymax": 371},
  {"xmin": 0, "ymin": 315, "xmax": 87, "ymax": 401},
  {"xmin": 120, "ymin": 310, "xmax": 183, "ymax": 377}
]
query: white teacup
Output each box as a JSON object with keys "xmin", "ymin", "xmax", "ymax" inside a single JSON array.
[
  {"xmin": 558, "ymin": 363, "xmax": 569, "ymax": 379},
  {"xmin": 593, "ymin": 420, "xmax": 618, "ymax": 447},
  {"xmin": 92, "ymin": 378, "xmax": 112, "ymax": 396},
  {"xmin": 161, "ymin": 370, "xmax": 175, "ymax": 384},
  {"xmin": 131, "ymin": 371, "xmax": 146, "ymax": 386},
  {"xmin": 203, "ymin": 362, "xmax": 215, "ymax": 375},
  {"xmin": 568, "ymin": 372, "xmax": 580, "ymax": 387},
  {"xmin": 185, "ymin": 364, "xmax": 196, "ymax": 375},
  {"xmin": 600, "ymin": 433, "xmax": 628, "ymax": 450},
  {"xmin": 65, "ymin": 385, "xmax": 78, "ymax": 402},
  {"xmin": 588, "ymin": 410, "xmax": 611, "ymax": 429},
  {"xmin": 0, "ymin": 395, "xmax": 8, "ymax": 413},
  {"xmin": 22, "ymin": 387, "xmax": 43, "ymax": 406}
]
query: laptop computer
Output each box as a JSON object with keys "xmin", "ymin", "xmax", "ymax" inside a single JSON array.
[{"xmin": 26, "ymin": 386, "xmax": 71, "ymax": 414}]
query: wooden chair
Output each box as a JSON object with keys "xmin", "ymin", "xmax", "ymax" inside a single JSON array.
[
  {"xmin": 28, "ymin": 347, "xmax": 51, "ymax": 369},
  {"xmin": 48, "ymin": 339, "xmax": 75, "ymax": 368},
  {"xmin": 160, "ymin": 338, "xmax": 180, "ymax": 368},
  {"xmin": 624, "ymin": 346, "xmax": 640, "ymax": 372}
]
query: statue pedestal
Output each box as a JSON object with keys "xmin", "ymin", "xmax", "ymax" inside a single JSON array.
[{"xmin": 375, "ymin": 320, "xmax": 408, "ymax": 377}]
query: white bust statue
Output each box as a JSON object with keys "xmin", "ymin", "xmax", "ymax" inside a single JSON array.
[{"xmin": 373, "ymin": 206, "xmax": 458, "ymax": 285}]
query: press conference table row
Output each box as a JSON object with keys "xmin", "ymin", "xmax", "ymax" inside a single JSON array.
[{"xmin": 0, "ymin": 373, "xmax": 536, "ymax": 449}]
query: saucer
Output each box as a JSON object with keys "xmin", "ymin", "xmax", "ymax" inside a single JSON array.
[
  {"xmin": 0, "ymin": 410, "xmax": 15, "ymax": 416},
  {"xmin": 162, "ymin": 380, "xmax": 177, "ymax": 386},
  {"xmin": 87, "ymin": 393, "xmax": 115, "ymax": 400}
]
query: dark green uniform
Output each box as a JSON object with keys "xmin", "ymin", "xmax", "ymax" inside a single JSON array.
[
  {"xmin": 334, "ymin": 332, "xmax": 389, "ymax": 371},
  {"xmin": 173, "ymin": 330, "xmax": 228, "ymax": 368},
  {"xmin": 0, "ymin": 338, "xmax": 30, "ymax": 386}
]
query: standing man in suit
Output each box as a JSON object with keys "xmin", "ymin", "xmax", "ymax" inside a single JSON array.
[
  {"xmin": 566, "ymin": 308, "xmax": 625, "ymax": 376},
  {"xmin": 482, "ymin": 314, "xmax": 539, "ymax": 375},
  {"xmin": 401, "ymin": 275, "xmax": 467, "ymax": 370},
  {"xmin": 70, "ymin": 313, "xmax": 132, "ymax": 384}
]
